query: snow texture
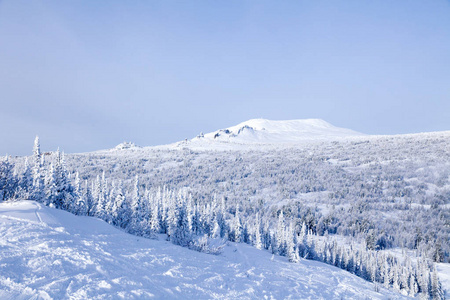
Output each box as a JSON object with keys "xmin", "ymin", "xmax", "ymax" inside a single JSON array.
[
  {"xmin": 191, "ymin": 118, "xmax": 364, "ymax": 146},
  {"xmin": 0, "ymin": 200, "xmax": 410, "ymax": 300}
]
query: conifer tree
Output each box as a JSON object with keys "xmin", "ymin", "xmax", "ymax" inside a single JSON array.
[
  {"xmin": 74, "ymin": 179, "xmax": 88, "ymax": 216},
  {"xmin": 171, "ymin": 195, "xmax": 191, "ymax": 246},
  {"xmin": 298, "ymin": 222, "xmax": 308, "ymax": 258},
  {"xmin": 287, "ymin": 221, "xmax": 299, "ymax": 263},
  {"xmin": 232, "ymin": 204, "xmax": 242, "ymax": 243},
  {"xmin": 130, "ymin": 175, "xmax": 145, "ymax": 234},
  {"xmin": 150, "ymin": 193, "xmax": 161, "ymax": 233},
  {"xmin": 211, "ymin": 217, "xmax": 221, "ymax": 238},
  {"xmin": 86, "ymin": 181, "xmax": 95, "ymax": 216},
  {"xmin": 0, "ymin": 156, "xmax": 16, "ymax": 201},
  {"xmin": 103, "ymin": 180, "xmax": 116, "ymax": 224},
  {"xmin": 275, "ymin": 211, "xmax": 285, "ymax": 255},
  {"xmin": 118, "ymin": 183, "xmax": 129, "ymax": 226},
  {"xmin": 409, "ymin": 272, "xmax": 418, "ymax": 297},
  {"xmin": 95, "ymin": 173, "xmax": 107, "ymax": 219},
  {"xmin": 47, "ymin": 150, "xmax": 73, "ymax": 210},
  {"xmin": 44, "ymin": 162, "xmax": 56, "ymax": 205},
  {"xmin": 186, "ymin": 193, "xmax": 194, "ymax": 234},
  {"xmin": 18, "ymin": 157, "xmax": 33, "ymax": 199},
  {"xmin": 31, "ymin": 136, "xmax": 44, "ymax": 199},
  {"xmin": 431, "ymin": 265, "xmax": 444, "ymax": 300},
  {"xmin": 254, "ymin": 213, "xmax": 262, "ymax": 250},
  {"xmin": 71, "ymin": 171, "xmax": 82, "ymax": 213},
  {"xmin": 167, "ymin": 194, "xmax": 178, "ymax": 239}
]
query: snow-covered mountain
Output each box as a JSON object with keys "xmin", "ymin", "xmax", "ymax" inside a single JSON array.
[
  {"xmin": 191, "ymin": 119, "xmax": 364, "ymax": 145},
  {"xmin": 2, "ymin": 122, "xmax": 449, "ymax": 299},
  {"xmin": 0, "ymin": 200, "xmax": 409, "ymax": 299}
]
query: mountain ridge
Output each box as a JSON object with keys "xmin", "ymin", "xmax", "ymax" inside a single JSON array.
[
  {"xmin": 106, "ymin": 119, "xmax": 449, "ymax": 152},
  {"xmin": 192, "ymin": 118, "xmax": 365, "ymax": 145}
]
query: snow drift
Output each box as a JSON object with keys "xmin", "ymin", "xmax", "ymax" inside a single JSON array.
[{"xmin": 0, "ymin": 200, "xmax": 408, "ymax": 299}]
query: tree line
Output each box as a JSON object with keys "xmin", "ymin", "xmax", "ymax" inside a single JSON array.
[{"xmin": 0, "ymin": 136, "xmax": 446, "ymax": 299}]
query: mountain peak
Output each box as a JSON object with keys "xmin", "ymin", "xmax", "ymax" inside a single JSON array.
[
  {"xmin": 193, "ymin": 119, "xmax": 364, "ymax": 145},
  {"xmin": 232, "ymin": 118, "xmax": 335, "ymax": 131}
]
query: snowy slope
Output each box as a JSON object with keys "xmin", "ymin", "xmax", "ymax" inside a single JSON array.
[
  {"xmin": 191, "ymin": 119, "xmax": 364, "ymax": 145},
  {"xmin": 437, "ymin": 263, "xmax": 450, "ymax": 299},
  {"xmin": 0, "ymin": 201, "xmax": 410, "ymax": 300},
  {"xmin": 98, "ymin": 119, "xmax": 365, "ymax": 152}
]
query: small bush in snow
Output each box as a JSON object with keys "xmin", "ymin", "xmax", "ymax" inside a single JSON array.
[{"xmin": 189, "ymin": 235, "xmax": 225, "ymax": 255}]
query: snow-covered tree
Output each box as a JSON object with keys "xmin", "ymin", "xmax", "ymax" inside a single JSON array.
[
  {"xmin": 0, "ymin": 156, "xmax": 16, "ymax": 201},
  {"xmin": 231, "ymin": 204, "xmax": 242, "ymax": 243},
  {"xmin": 170, "ymin": 194, "xmax": 191, "ymax": 246},
  {"xmin": 18, "ymin": 157, "xmax": 33, "ymax": 199},
  {"xmin": 112, "ymin": 180, "xmax": 131, "ymax": 228},
  {"xmin": 254, "ymin": 213, "xmax": 262, "ymax": 250},
  {"xmin": 275, "ymin": 211, "xmax": 286, "ymax": 256},
  {"xmin": 286, "ymin": 221, "xmax": 299, "ymax": 263},
  {"xmin": 51, "ymin": 150, "xmax": 73, "ymax": 210},
  {"xmin": 32, "ymin": 136, "xmax": 44, "ymax": 200},
  {"xmin": 150, "ymin": 195, "xmax": 161, "ymax": 233},
  {"xmin": 431, "ymin": 265, "xmax": 444, "ymax": 300}
]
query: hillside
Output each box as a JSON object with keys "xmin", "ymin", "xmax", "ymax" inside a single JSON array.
[
  {"xmin": 64, "ymin": 129, "xmax": 449, "ymax": 262},
  {"xmin": 0, "ymin": 200, "xmax": 410, "ymax": 299},
  {"xmin": 2, "ymin": 120, "xmax": 449, "ymax": 299}
]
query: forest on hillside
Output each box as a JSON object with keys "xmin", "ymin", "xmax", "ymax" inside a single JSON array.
[{"xmin": 1, "ymin": 132, "xmax": 448, "ymax": 299}]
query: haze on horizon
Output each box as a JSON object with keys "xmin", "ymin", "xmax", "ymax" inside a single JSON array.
[{"xmin": 1, "ymin": 0, "xmax": 449, "ymax": 156}]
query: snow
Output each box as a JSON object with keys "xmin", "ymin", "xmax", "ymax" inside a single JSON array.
[
  {"xmin": 193, "ymin": 118, "xmax": 365, "ymax": 145},
  {"xmin": 91, "ymin": 119, "xmax": 450, "ymax": 154},
  {"xmin": 0, "ymin": 200, "xmax": 410, "ymax": 299},
  {"xmin": 113, "ymin": 142, "xmax": 141, "ymax": 151},
  {"xmin": 437, "ymin": 263, "xmax": 450, "ymax": 298}
]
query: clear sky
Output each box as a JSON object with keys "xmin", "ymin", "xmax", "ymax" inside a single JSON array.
[{"xmin": 1, "ymin": 1, "xmax": 449, "ymax": 155}]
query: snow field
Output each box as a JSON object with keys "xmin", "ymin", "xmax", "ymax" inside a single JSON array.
[{"xmin": 0, "ymin": 201, "xmax": 410, "ymax": 299}]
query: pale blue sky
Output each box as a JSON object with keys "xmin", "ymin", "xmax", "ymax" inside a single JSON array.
[{"xmin": 1, "ymin": 1, "xmax": 449, "ymax": 155}]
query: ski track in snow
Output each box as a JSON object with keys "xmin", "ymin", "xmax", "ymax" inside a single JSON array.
[
  {"xmin": 0, "ymin": 201, "xmax": 414, "ymax": 299},
  {"xmin": 34, "ymin": 202, "xmax": 43, "ymax": 223}
]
